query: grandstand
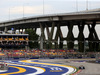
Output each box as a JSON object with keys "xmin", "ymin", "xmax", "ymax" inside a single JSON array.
[
  {"xmin": 0, "ymin": 30, "xmax": 97, "ymax": 60},
  {"xmin": 0, "ymin": 34, "xmax": 29, "ymax": 49}
]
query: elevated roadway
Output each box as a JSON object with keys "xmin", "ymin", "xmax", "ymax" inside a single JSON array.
[
  {"xmin": 0, "ymin": 9, "xmax": 100, "ymax": 51},
  {"xmin": 0, "ymin": 10, "xmax": 100, "ymax": 29}
]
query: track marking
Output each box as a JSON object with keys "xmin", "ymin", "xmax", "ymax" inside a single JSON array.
[
  {"xmin": 0, "ymin": 66, "xmax": 26, "ymax": 75},
  {"xmin": 5, "ymin": 63, "xmax": 45, "ymax": 75},
  {"xmin": 21, "ymin": 60, "xmax": 77, "ymax": 75}
]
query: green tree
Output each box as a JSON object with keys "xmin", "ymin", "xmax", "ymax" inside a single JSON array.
[{"xmin": 25, "ymin": 29, "xmax": 39, "ymax": 48}]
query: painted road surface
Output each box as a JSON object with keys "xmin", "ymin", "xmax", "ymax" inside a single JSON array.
[{"xmin": 0, "ymin": 60, "xmax": 78, "ymax": 75}]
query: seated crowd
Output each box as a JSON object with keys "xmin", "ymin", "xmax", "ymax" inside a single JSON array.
[
  {"xmin": 0, "ymin": 49, "xmax": 75, "ymax": 58},
  {"xmin": 0, "ymin": 49, "xmax": 97, "ymax": 58}
]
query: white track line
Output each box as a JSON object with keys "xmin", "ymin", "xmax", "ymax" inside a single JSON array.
[
  {"xmin": 23, "ymin": 60, "xmax": 76, "ymax": 75},
  {"xmin": 7, "ymin": 63, "xmax": 45, "ymax": 75}
]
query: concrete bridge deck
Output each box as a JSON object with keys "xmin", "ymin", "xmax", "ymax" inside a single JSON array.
[{"xmin": 0, "ymin": 10, "xmax": 100, "ymax": 28}]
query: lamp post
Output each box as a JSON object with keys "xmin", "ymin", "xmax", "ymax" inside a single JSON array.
[
  {"xmin": 86, "ymin": 0, "xmax": 88, "ymax": 11},
  {"xmin": 9, "ymin": 7, "xmax": 15, "ymax": 20},
  {"xmin": 76, "ymin": 0, "xmax": 78, "ymax": 12},
  {"xmin": 43, "ymin": 0, "xmax": 44, "ymax": 15},
  {"xmin": 23, "ymin": 4, "xmax": 24, "ymax": 18},
  {"xmin": 9, "ymin": 8, "xmax": 10, "ymax": 20},
  {"xmin": 23, "ymin": 3, "xmax": 30, "ymax": 18}
]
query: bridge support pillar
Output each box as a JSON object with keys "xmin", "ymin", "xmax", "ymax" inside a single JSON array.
[
  {"xmin": 45, "ymin": 24, "xmax": 50, "ymax": 49},
  {"xmin": 57, "ymin": 23, "xmax": 63, "ymax": 49},
  {"xmin": 40, "ymin": 23, "xmax": 45, "ymax": 49},
  {"xmin": 88, "ymin": 21, "xmax": 99, "ymax": 52},
  {"xmin": 54, "ymin": 29, "xmax": 58, "ymax": 49},
  {"xmin": 66, "ymin": 21, "xmax": 74, "ymax": 49},
  {"xmin": 40, "ymin": 36, "xmax": 43, "ymax": 49},
  {"xmin": 49, "ymin": 22, "xmax": 55, "ymax": 49},
  {"xmin": 45, "ymin": 22, "xmax": 55, "ymax": 49},
  {"xmin": 78, "ymin": 21, "xmax": 85, "ymax": 52}
]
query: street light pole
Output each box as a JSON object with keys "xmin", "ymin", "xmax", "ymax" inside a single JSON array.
[
  {"xmin": 86, "ymin": 0, "xmax": 88, "ymax": 11},
  {"xmin": 43, "ymin": 0, "xmax": 44, "ymax": 15},
  {"xmin": 23, "ymin": 5, "xmax": 24, "ymax": 18},
  {"xmin": 76, "ymin": 0, "xmax": 78, "ymax": 12},
  {"xmin": 9, "ymin": 8, "xmax": 10, "ymax": 20}
]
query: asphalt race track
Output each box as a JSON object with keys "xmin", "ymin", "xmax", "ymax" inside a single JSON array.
[{"xmin": 0, "ymin": 60, "xmax": 78, "ymax": 75}]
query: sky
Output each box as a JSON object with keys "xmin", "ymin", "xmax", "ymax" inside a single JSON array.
[
  {"xmin": 0, "ymin": 0, "xmax": 100, "ymax": 39},
  {"xmin": 1, "ymin": 0, "xmax": 100, "ymax": 21}
]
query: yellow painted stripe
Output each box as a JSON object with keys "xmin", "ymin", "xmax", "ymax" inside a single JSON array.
[
  {"xmin": 0, "ymin": 66, "xmax": 26, "ymax": 75},
  {"xmin": 21, "ymin": 60, "xmax": 77, "ymax": 74},
  {"xmin": 3, "ymin": 63, "xmax": 46, "ymax": 75},
  {"xmin": 9, "ymin": 63, "xmax": 46, "ymax": 72},
  {"xmin": 21, "ymin": 60, "xmax": 76, "ymax": 69}
]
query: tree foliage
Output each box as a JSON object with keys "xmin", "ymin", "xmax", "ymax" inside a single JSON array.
[{"xmin": 25, "ymin": 29, "xmax": 39, "ymax": 48}]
